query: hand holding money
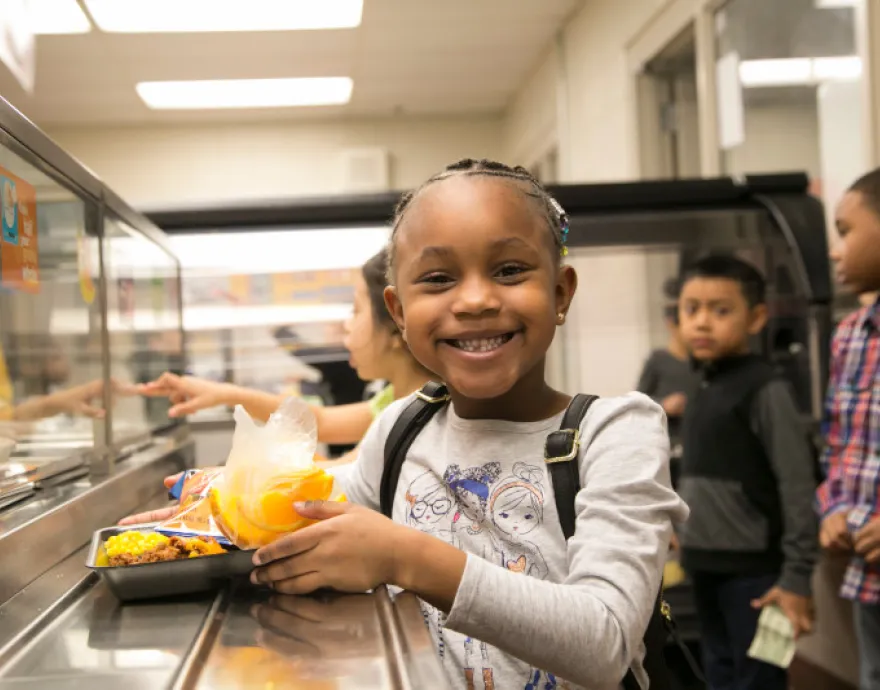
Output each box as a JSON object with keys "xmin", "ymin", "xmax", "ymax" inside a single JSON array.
[
  {"xmin": 751, "ymin": 586, "xmax": 814, "ymax": 639},
  {"xmin": 748, "ymin": 606, "xmax": 797, "ymax": 669}
]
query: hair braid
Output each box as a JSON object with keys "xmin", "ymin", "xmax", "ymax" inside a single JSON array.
[{"xmin": 386, "ymin": 158, "xmax": 569, "ymax": 282}]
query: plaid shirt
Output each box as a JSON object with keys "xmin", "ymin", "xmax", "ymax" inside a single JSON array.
[{"xmin": 817, "ymin": 299, "xmax": 880, "ymax": 602}]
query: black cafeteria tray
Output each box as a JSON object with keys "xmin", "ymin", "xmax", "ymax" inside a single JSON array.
[{"xmin": 87, "ymin": 524, "xmax": 255, "ymax": 602}]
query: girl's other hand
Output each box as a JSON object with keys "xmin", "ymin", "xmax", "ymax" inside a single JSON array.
[
  {"xmin": 251, "ymin": 501, "xmax": 406, "ymax": 595},
  {"xmin": 139, "ymin": 373, "xmax": 234, "ymax": 418}
]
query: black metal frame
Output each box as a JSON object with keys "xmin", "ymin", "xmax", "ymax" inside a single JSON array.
[{"xmin": 147, "ymin": 172, "xmax": 832, "ymax": 414}]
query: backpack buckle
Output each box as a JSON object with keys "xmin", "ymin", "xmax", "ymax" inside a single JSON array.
[
  {"xmin": 544, "ymin": 429, "xmax": 580, "ymax": 464},
  {"xmin": 416, "ymin": 389, "xmax": 450, "ymax": 404}
]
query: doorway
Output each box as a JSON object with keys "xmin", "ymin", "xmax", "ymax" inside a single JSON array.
[{"xmin": 637, "ymin": 25, "xmax": 701, "ymax": 180}]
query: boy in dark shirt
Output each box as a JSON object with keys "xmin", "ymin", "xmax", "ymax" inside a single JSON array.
[{"xmin": 676, "ymin": 255, "xmax": 818, "ymax": 690}]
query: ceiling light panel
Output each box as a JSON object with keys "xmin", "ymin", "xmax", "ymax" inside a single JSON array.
[
  {"xmin": 739, "ymin": 57, "xmax": 862, "ymax": 87},
  {"xmin": 29, "ymin": 0, "xmax": 92, "ymax": 34},
  {"xmin": 136, "ymin": 77, "xmax": 353, "ymax": 110},
  {"xmin": 84, "ymin": 0, "xmax": 362, "ymax": 33}
]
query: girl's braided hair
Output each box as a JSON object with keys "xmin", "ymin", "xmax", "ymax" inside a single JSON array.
[{"xmin": 386, "ymin": 158, "xmax": 569, "ymax": 282}]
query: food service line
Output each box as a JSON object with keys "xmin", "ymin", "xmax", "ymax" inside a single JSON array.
[{"xmin": 0, "ymin": 438, "xmax": 445, "ymax": 689}]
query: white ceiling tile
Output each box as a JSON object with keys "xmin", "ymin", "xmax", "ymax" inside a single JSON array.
[{"xmin": 0, "ymin": 0, "xmax": 579, "ymax": 126}]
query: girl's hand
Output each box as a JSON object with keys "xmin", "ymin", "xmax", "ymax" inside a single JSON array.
[
  {"xmin": 251, "ymin": 501, "xmax": 406, "ymax": 595},
  {"xmin": 138, "ymin": 373, "xmax": 235, "ymax": 418}
]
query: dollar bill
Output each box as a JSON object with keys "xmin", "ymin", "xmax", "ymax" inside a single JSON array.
[{"xmin": 747, "ymin": 605, "xmax": 796, "ymax": 669}]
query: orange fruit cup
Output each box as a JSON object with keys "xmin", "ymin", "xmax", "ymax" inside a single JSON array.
[{"xmin": 210, "ymin": 467, "xmax": 340, "ymax": 550}]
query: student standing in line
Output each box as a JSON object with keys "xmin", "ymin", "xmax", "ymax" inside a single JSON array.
[
  {"xmin": 817, "ymin": 169, "xmax": 880, "ymax": 690},
  {"xmin": 676, "ymin": 255, "xmax": 818, "ymax": 690},
  {"xmin": 139, "ymin": 249, "xmax": 433, "ymax": 458},
  {"xmin": 636, "ymin": 278, "xmax": 701, "ymax": 457}
]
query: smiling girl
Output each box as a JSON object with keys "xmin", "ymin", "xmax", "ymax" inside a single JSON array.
[{"xmin": 247, "ymin": 159, "xmax": 687, "ymax": 689}]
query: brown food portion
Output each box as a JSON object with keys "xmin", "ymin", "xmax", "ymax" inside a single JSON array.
[{"xmin": 108, "ymin": 536, "xmax": 227, "ymax": 566}]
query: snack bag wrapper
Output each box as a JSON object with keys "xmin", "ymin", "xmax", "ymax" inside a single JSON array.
[
  {"xmin": 209, "ymin": 398, "xmax": 343, "ymax": 550},
  {"xmin": 156, "ymin": 467, "xmax": 231, "ymax": 545}
]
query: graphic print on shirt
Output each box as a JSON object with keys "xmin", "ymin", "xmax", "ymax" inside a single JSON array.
[
  {"xmin": 443, "ymin": 462, "xmax": 502, "ymax": 557},
  {"xmin": 525, "ymin": 669, "xmax": 572, "ymax": 690},
  {"xmin": 405, "ymin": 470, "xmax": 455, "ymax": 659},
  {"xmin": 443, "ymin": 462, "xmax": 501, "ymax": 689},
  {"xmin": 405, "ymin": 469, "xmax": 455, "ymax": 541},
  {"xmin": 489, "ymin": 462, "xmax": 549, "ymax": 580}
]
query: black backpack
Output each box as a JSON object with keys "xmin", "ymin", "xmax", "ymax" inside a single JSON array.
[{"xmin": 379, "ymin": 382, "xmax": 705, "ymax": 690}]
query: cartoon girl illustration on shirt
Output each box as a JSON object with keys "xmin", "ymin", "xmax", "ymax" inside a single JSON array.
[
  {"xmin": 443, "ymin": 462, "xmax": 501, "ymax": 557},
  {"xmin": 489, "ymin": 463, "xmax": 549, "ymax": 580},
  {"xmin": 405, "ymin": 470, "xmax": 454, "ymax": 542},
  {"xmin": 443, "ymin": 462, "xmax": 500, "ymax": 690}
]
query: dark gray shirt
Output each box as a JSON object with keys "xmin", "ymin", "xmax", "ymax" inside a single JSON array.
[
  {"xmin": 750, "ymin": 379, "xmax": 819, "ymax": 596},
  {"xmin": 636, "ymin": 349, "xmax": 700, "ymax": 439}
]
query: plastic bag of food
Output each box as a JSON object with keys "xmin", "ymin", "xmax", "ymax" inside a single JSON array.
[
  {"xmin": 209, "ymin": 398, "xmax": 341, "ymax": 550},
  {"xmin": 156, "ymin": 467, "xmax": 231, "ymax": 544}
]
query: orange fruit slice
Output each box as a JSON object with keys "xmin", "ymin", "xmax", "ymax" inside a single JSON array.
[
  {"xmin": 209, "ymin": 467, "xmax": 336, "ymax": 549},
  {"xmin": 210, "ymin": 488, "xmax": 278, "ymax": 550}
]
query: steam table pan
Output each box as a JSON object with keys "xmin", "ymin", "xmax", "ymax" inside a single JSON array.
[{"xmin": 86, "ymin": 524, "xmax": 255, "ymax": 602}]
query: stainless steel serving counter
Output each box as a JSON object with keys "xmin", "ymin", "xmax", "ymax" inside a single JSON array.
[{"xmin": 0, "ymin": 436, "xmax": 447, "ymax": 689}]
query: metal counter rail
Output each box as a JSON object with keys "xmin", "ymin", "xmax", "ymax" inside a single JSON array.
[
  {"xmin": 0, "ymin": 436, "xmax": 192, "ymax": 608},
  {"xmin": 0, "ymin": 571, "xmax": 447, "ymax": 689}
]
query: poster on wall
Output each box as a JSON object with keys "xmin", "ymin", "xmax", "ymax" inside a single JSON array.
[
  {"xmin": 0, "ymin": 166, "xmax": 39, "ymax": 293},
  {"xmin": 77, "ymin": 224, "xmax": 96, "ymax": 305}
]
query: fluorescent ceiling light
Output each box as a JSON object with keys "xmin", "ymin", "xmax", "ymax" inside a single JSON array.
[
  {"xmin": 28, "ymin": 0, "xmax": 92, "ymax": 34},
  {"xmin": 84, "ymin": 0, "xmax": 362, "ymax": 33},
  {"xmin": 815, "ymin": 0, "xmax": 859, "ymax": 8},
  {"xmin": 136, "ymin": 77, "xmax": 353, "ymax": 110},
  {"xmin": 739, "ymin": 57, "xmax": 861, "ymax": 87},
  {"xmin": 739, "ymin": 58, "xmax": 812, "ymax": 87},
  {"xmin": 813, "ymin": 56, "xmax": 863, "ymax": 80}
]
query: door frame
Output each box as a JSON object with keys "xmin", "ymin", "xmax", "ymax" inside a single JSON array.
[{"xmin": 627, "ymin": 0, "xmax": 719, "ymax": 180}]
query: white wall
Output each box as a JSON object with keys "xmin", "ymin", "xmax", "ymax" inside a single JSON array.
[
  {"xmin": 560, "ymin": 0, "xmax": 668, "ymax": 184},
  {"xmin": 46, "ymin": 116, "xmax": 503, "ymax": 209},
  {"xmin": 534, "ymin": 0, "xmax": 668, "ymax": 394},
  {"xmin": 503, "ymin": 47, "xmax": 559, "ymax": 167},
  {"xmin": 724, "ymin": 102, "xmax": 822, "ymax": 179}
]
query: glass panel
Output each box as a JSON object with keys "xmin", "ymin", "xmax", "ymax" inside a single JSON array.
[
  {"xmin": 0, "ymin": 137, "xmax": 103, "ymax": 456},
  {"xmin": 171, "ymin": 227, "xmax": 388, "ymax": 415},
  {"xmin": 103, "ymin": 215, "xmax": 182, "ymax": 444},
  {"xmin": 714, "ymin": 0, "xmax": 866, "ymax": 239}
]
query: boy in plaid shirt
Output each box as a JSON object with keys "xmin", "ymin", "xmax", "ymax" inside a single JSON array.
[{"xmin": 818, "ymin": 168, "xmax": 880, "ymax": 689}]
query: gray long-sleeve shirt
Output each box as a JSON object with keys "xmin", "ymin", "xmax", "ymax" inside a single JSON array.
[
  {"xmin": 340, "ymin": 392, "xmax": 689, "ymax": 689},
  {"xmin": 750, "ymin": 379, "xmax": 820, "ymax": 596}
]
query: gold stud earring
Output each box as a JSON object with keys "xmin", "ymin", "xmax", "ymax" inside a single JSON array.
[{"xmin": 557, "ymin": 312, "xmax": 566, "ymax": 324}]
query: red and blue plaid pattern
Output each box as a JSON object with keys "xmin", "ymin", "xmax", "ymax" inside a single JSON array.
[{"xmin": 817, "ymin": 300, "xmax": 880, "ymax": 602}]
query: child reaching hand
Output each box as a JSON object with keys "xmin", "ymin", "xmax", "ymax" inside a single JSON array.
[{"xmin": 249, "ymin": 159, "xmax": 688, "ymax": 689}]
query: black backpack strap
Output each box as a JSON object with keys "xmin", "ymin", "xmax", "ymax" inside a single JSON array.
[
  {"xmin": 379, "ymin": 382, "xmax": 449, "ymax": 517},
  {"xmin": 544, "ymin": 394, "xmax": 598, "ymax": 539},
  {"xmin": 545, "ymin": 395, "xmax": 702, "ymax": 690}
]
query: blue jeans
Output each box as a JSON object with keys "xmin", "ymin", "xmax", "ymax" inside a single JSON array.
[
  {"xmin": 691, "ymin": 571, "xmax": 788, "ymax": 690},
  {"xmin": 855, "ymin": 602, "xmax": 880, "ymax": 690}
]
